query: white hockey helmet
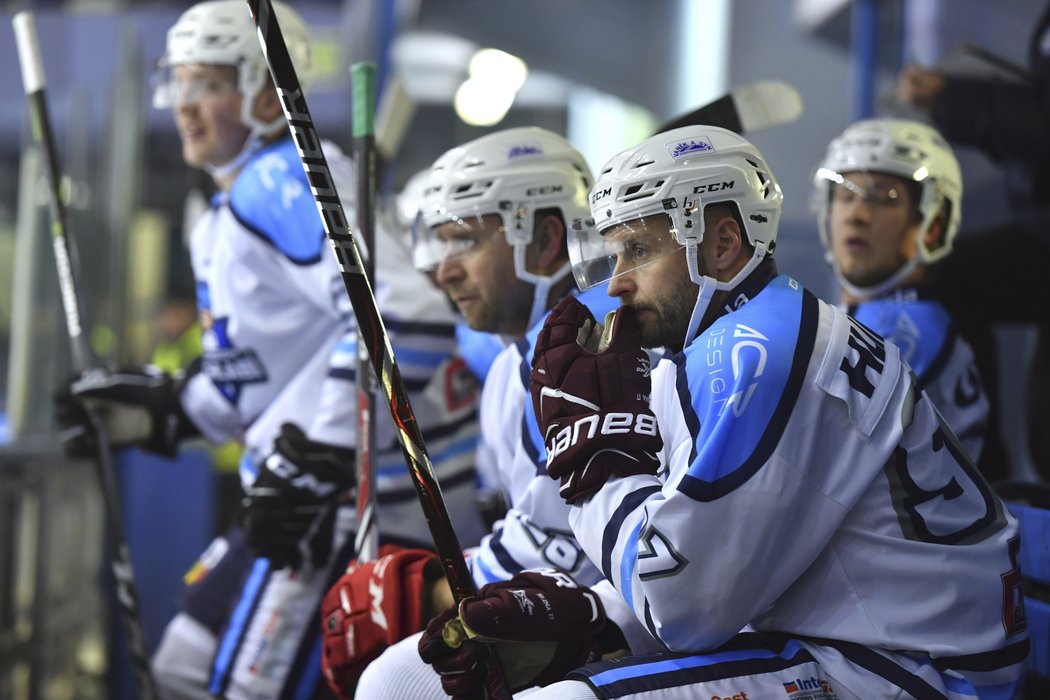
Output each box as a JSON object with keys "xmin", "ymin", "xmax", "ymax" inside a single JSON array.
[
  {"xmin": 812, "ymin": 118, "xmax": 963, "ymax": 298},
  {"xmin": 396, "ymin": 169, "xmax": 431, "ymax": 270},
  {"xmin": 417, "ymin": 126, "xmax": 594, "ymax": 328},
  {"xmin": 153, "ymin": 1, "xmax": 311, "ymax": 172},
  {"xmin": 576, "ymin": 125, "xmax": 782, "ymax": 346}
]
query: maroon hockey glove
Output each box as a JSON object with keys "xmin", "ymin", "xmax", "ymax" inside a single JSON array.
[
  {"xmin": 530, "ymin": 296, "xmax": 662, "ymax": 503},
  {"xmin": 321, "ymin": 545, "xmax": 442, "ymax": 698},
  {"xmin": 418, "ymin": 568, "xmax": 607, "ymax": 697}
]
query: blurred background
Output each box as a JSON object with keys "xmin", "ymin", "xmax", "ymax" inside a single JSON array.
[{"xmin": 0, "ymin": 0, "xmax": 1045, "ymax": 698}]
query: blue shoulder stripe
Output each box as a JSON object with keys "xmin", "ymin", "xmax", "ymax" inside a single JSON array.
[
  {"xmin": 677, "ymin": 285, "xmax": 819, "ymax": 502},
  {"xmin": 228, "ymin": 137, "xmax": 326, "ymax": 266}
]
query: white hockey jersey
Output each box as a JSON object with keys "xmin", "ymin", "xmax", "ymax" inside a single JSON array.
[
  {"xmin": 466, "ymin": 285, "xmax": 619, "ymax": 588},
  {"xmin": 847, "ymin": 286, "xmax": 988, "ymax": 464},
  {"xmin": 572, "ymin": 269, "xmax": 1028, "ymax": 695},
  {"xmin": 180, "ymin": 135, "xmax": 484, "ymax": 546}
]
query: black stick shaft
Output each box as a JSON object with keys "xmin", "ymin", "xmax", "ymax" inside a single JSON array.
[
  {"xmin": 351, "ymin": 62, "xmax": 379, "ymax": 563},
  {"xmin": 13, "ymin": 11, "xmax": 158, "ymax": 700},
  {"xmin": 244, "ymin": 3, "xmax": 512, "ymax": 697}
]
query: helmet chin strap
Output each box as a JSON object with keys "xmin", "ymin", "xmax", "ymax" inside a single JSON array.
[
  {"xmin": 204, "ymin": 111, "xmax": 285, "ymax": 183},
  {"xmin": 827, "ymin": 249, "xmax": 922, "ymax": 302},
  {"xmin": 683, "ymin": 242, "xmax": 771, "ymax": 349},
  {"xmin": 514, "ymin": 246, "xmax": 574, "ymax": 330}
]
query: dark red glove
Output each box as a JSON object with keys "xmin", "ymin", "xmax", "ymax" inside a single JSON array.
[
  {"xmin": 530, "ymin": 296, "xmax": 662, "ymax": 503},
  {"xmin": 417, "ymin": 568, "xmax": 607, "ymax": 697},
  {"xmin": 320, "ymin": 545, "xmax": 442, "ymax": 698}
]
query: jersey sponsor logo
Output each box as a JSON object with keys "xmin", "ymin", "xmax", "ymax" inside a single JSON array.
[
  {"xmin": 1002, "ymin": 535, "xmax": 1028, "ymax": 637},
  {"xmin": 705, "ymin": 323, "xmax": 770, "ymax": 418},
  {"xmin": 711, "ymin": 693, "xmax": 751, "ymax": 700},
  {"xmin": 782, "ymin": 676, "xmax": 836, "ymax": 699},
  {"xmin": 203, "ymin": 347, "xmax": 268, "ymax": 384}
]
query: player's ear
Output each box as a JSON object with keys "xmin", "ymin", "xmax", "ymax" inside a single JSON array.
[
  {"xmin": 923, "ymin": 215, "xmax": 947, "ymax": 255},
  {"xmin": 252, "ymin": 81, "xmax": 283, "ymax": 123},
  {"xmin": 531, "ymin": 212, "xmax": 568, "ymax": 275},
  {"xmin": 709, "ymin": 210, "xmax": 743, "ymax": 272}
]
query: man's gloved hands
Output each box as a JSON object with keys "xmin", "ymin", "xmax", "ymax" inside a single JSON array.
[
  {"xmin": 418, "ymin": 568, "xmax": 608, "ymax": 698},
  {"xmin": 53, "ymin": 365, "xmax": 198, "ymax": 458},
  {"xmin": 320, "ymin": 545, "xmax": 442, "ymax": 698},
  {"xmin": 530, "ymin": 297, "xmax": 663, "ymax": 503},
  {"xmin": 241, "ymin": 422, "xmax": 355, "ymax": 570}
]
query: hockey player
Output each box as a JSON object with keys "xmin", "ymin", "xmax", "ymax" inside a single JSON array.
[
  {"xmin": 418, "ymin": 126, "xmax": 1029, "ymax": 699},
  {"xmin": 812, "ymin": 118, "xmax": 989, "ymax": 464},
  {"xmin": 320, "ymin": 127, "xmax": 632, "ymax": 698},
  {"xmin": 52, "ymin": 2, "xmax": 483, "ymax": 698}
]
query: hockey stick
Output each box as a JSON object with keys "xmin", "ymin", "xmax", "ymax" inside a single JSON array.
[
  {"xmin": 654, "ymin": 79, "xmax": 803, "ymax": 135},
  {"xmin": 243, "ymin": 3, "xmax": 512, "ymax": 697},
  {"xmin": 351, "ymin": 62, "xmax": 380, "ymax": 563},
  {"xmin": 12, "ymin": 11, "xmax": 158, "ymax": 700}
]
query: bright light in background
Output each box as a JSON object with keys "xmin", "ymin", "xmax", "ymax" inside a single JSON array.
[
  {"xmin": 454, "ymin": 47, "xmax": 528, "ymax": 126},
  {"xmin": 468, "ymin": 48, "xmax": 528, "ymax": 91},
  {"xmin": 674, "ymin": 0, "xmax": 730, "ymax": 117},
  {"xmin": 454, "ymin": 78, "xmax": 516, "ymax": 126}
]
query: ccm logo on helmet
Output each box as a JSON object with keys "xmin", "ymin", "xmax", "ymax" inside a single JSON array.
[
  {"xmin": 526, "ymin": 184, "xmax": 564, "ymax": 196},
  {"xmin": 591, "ymin": 187, "xmax": 612, "ymax": 204},
  {"xmin": 693, "ymin": 180, "xmax": 734, "ymax": 194},
  {"xmin": 546, "ymin": 412, "xmax": 658, "ymax": 464}
]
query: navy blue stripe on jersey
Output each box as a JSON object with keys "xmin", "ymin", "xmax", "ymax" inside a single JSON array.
[
  {"xmin": 374, "ymin": 465, "xmax": 478, "ymax": 503},
  {"xmin": 489, "ymin": 527, "xmax": 527, "ymax": 575},
  {"xmin": 209, "ymin": 559, "xmax": 271, "ymax": 696},
  {"xmin": 383, "ymin": 318, "xmax": 457, "ymax": 336},
  {"xmin": 600, "ymin": 485, "xmax": 662, "ymax": 582},
  {"xmin": 327, "ymin": 367, "xmax": 431, "ymax": 393},
  {"xmin": 802, "ymin": 636, "xmax": 948, "ymax": 699},
  {"xmin": 521, "ymin": 408, "xmax": 544, "ymax": 474},
  {"xmin": 930, "ymin": 639, "xmax": 1030, "ymax": 673},
  {"xmin": 228, "ymin": 203, "xmax": 325, "ymax": 266},
  {"xmin": 570, "ymin": 635, "xmax": 815, "ymax": 698},
  {"xmin": 678, "ymin": 288, "xmax": 820, "ymax": 502}
]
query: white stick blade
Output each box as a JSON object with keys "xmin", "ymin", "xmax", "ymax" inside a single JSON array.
[
  {"xmin": 13, "ymin": 12, "xmax": 47, "ymax": 94},
  {"xmin": 733, "ymin": 80, "xmax": 803, "ymax": 133}
]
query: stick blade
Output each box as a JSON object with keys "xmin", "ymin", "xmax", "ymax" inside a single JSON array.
[{"xmin": 732, "ymin": 80, "xmax": 803, "ymax": 133}]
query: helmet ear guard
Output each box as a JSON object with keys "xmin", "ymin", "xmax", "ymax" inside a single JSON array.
[{"xmin": 812, "ymin": 118, "xmax": 963, "ymax": 299}]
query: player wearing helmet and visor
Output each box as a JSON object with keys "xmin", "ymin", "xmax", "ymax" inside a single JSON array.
[
  {"xmin": 438, "ymin": 125, "xmax": 1027, "ymax": 698},
  {"xmin": 569, "ymin": 128, "xmax": 781, "ymax": 351},
  {"xmin": 812, "ymin": 119, "xmax": 989, "ymax": 466}
]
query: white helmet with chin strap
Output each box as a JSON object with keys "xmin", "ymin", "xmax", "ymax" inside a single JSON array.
[
  {"xmin": 153, "ymin": 0, "xmax": 312, "ymax": 178},
  {"xmin": 576, "ymin": 125, "xmax": 782, "ymax": 348},
  {"xmin": 812, "ymin": 118, "xmax": 962, "ymax": 300},
  {"xmin": 416, "ymin": 126, "xmax": 594, "ymax": 330}
]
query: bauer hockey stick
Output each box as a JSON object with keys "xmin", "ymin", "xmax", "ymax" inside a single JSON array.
[
  {"xmin": 244, "ymin": 3, "xmax": 512, "ymax": 697},
  {"xmin": 12, "ymin": 12, "xmax": 158, "ymax": 700},
  {"xmin": 654, "ymin": 79, "xmax": 803, "ymax": 135},
  {"xmin": 351, "ymin": 62, "xmax": 380, "ymax": 563}
]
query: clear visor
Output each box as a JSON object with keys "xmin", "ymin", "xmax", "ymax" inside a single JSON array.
[
  {"xmin": 413, "ymin": 209, "xmax": 505, "ymax": 272},
  {"xmin": 814, "ymin": 168, "xmax": 914, "ymax": 209},
  {"xmin": 568, "ymin": 213, "xmax": 685, "ymax": 290},
  {"xmin": 151, "ymin": 60, "xmax": 239, "ymax": 109}
]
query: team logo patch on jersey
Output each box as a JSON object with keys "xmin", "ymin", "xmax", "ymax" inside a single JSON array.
[{"xmin": 668, "ymin": 136, "xmax": 715, "ymax": 160}]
